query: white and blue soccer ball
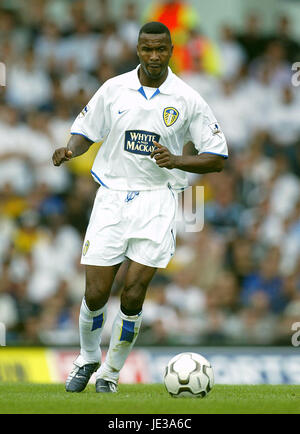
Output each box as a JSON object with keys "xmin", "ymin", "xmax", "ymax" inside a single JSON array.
[{"xmin": 164, "ymin": 352, "xmax": 214, "ymax": 398}]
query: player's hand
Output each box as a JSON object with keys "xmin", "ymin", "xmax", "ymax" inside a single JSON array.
[
  {"xmin": 151, "ymin": 141, "xmax": 177, "ymax": 169},
  {"xmin": 52, "ymin": 147, "xmax": 73, "ymax": 166}
]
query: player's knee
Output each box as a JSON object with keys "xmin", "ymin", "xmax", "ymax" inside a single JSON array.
[
  {"xmin": 121, "ymin": 282, "xmax": 147, "ymax": 312},
  {"xmin": 85, "ymin": 284, "xmax": 110, "ymax": 311}
]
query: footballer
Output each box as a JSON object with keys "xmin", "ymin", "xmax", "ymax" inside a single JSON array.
[{"xmin": 52, "ymin": 21, "xmax": 228, "ymax": 393}]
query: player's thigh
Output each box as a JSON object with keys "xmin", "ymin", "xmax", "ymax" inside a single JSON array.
[
  {"xmin": 85, "ymin": 263, "xmax": 122, "ymax": 310},
  {"xmin": 81, "ymin": 187, "xmax": 128, "ymax": 267},
  {"xmin": 125, "ymin": 188, "xmax": 177, "ymax": 269}
]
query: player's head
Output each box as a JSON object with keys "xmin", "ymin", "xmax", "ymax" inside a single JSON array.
[{"xmin": 137, "ymin": 22, "xmax": 173, "ymax": 80}]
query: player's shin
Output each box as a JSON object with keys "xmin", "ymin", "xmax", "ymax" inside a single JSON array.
[
  {"xmin": 96, "ymin": 308, "xmax": 143, "ymax": 384},
  {"xmin": 79, "ymin": 297, "xmax": 107, "ymax": 363}
]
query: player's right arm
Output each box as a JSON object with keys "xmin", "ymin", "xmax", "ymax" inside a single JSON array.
[
  {"xmin": 53, "ymin": 80, "xmax": 111, "ymax": 167},
  {"xmin": 52, "ymin": 134, "xmax": 92, "ymax": 166}
]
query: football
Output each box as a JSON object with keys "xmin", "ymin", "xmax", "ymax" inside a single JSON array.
[{"xmin": 164, "ymin": 352, "xmax": 214, "ymax": 398}]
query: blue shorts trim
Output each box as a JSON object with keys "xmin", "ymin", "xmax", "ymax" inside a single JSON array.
[{"xmin": 91, "ymin": 170, "xmax": 109, "ymax": 188}]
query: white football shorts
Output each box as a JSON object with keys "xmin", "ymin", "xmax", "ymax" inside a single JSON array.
[{"xmin": 80, "ymin": 185, "xmax": 178, "ymax": 268}]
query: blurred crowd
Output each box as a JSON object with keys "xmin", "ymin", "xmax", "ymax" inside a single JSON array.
[{"xmin": 0, "ymin": 0, "xmax": 300, "ymax": 347}]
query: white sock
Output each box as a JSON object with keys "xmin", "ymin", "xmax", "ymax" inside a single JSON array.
[
  {"xmin": 96, "ymin": 309, "xmax": 142, "ymax": 384},
  {"xmin": 79, "ymin": 297, "xmax": 107, "ymax": 364}
]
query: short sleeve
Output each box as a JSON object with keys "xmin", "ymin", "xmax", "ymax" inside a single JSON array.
[
  {"xmin": 187, "ymin": 97, "xmax": 228, "ymax": 159},
  {"xmin": 70, "ymin": 82, "xmax": 111, "ymax": 143}
]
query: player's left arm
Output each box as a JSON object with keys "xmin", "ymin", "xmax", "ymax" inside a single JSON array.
[{"xmin": 151, "ymin": 141, "xmax": 225, "ymax": 174}]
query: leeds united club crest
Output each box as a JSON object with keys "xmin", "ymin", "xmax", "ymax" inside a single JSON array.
[
  {"xmin": 83, "ymin": 240, "xmax": 90, "ymax": 256},
  {"xmin": 163, "ymin": 107, "xmax": 179, "ymax": 127}
]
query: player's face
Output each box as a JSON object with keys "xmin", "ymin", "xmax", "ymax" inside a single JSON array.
[{"xmin": 137, "ymin": 33, "xmax": 173, "ymax": 81}]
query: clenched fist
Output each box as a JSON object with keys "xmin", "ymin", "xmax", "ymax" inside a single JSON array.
[
  {"xmin": 150, "ymin": 141, "xmax": 178, "ymax": 169},
  {"xmin": 52, "ymin": 147, "xmax": 73, "ymax": 166}
]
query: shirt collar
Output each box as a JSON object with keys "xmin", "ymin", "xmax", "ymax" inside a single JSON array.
[{"xmin": 127, "ymin": 64, "xmax": 175, "ymax": 95}]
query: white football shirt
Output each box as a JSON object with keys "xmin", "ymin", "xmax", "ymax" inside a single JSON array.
[{"xmin": 70, "ymin": 65, "xmax": 228, "ymax": 191}]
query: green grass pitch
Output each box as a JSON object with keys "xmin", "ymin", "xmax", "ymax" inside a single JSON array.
[{"xmin": 0, "ymin": 383, "xmax": 299, "ymax": 414}]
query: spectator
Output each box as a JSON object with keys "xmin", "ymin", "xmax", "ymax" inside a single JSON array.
[
  {"xmin": 0, "ymin": 262, "xmax": 19, "ymax": 330},
  {"xmin": 241, "ymin": 247, "xmax": 286, "ymax": 314},
  {"xmin": 98, "ymin": 21, "xmax": 128, "ymax": 66},
  {"xmin": 61, "ymin": 58, "xmax": 99, "ymax": 99},
  {"xmin": 267, "ymin": 15, "xmax": 300, "ymax": 63},
  {"xmin": 250, "ymin": 40, "xmax": 291, "ymax": 88},
  {"xmin": 63, "ymin": 19, "xmax": 101, "ymax": 72},
  {"xmin": 225, "ymin": 291, "xmax": 277, "ymax": 344},
  {"xmin": 0, "ymin": 106, "xmax": 34, "ymax": 194},
  {"xmin": 209, "ymin": 78, "xmax": 253, "ymax": 152},
  {"xmin": 236, "ymin": 14, "xmax": 268, "ymax": 63},
  {"xmin": 265, "ymin": 87, "xmax": 300, "ymax": 157},
  {"xmin": 34, "ymin": 21, "xmax": 63, "ymax": 69},
  {"xmin": 6, "ymin": 48, "xmax": 53, "ymax": 111},
  {"xmin": 205, "ymin": 171, "xmax": 243, "ymax": 236},
  {"xmin": 118, "ymin": 2, "xmax": 140, "ymax": 50},
  {"xmin": 165, "ymin": 268, "xmax": 206, "ymax": 316},
  {"xmin": 218, "ymin": 25, "xmax": 246, "ymax": 79}
]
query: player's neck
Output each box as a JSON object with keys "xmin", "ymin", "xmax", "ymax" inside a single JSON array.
[{"xmin": 138, "ymin": 66, "xmax": 168, "ymax": 88}]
